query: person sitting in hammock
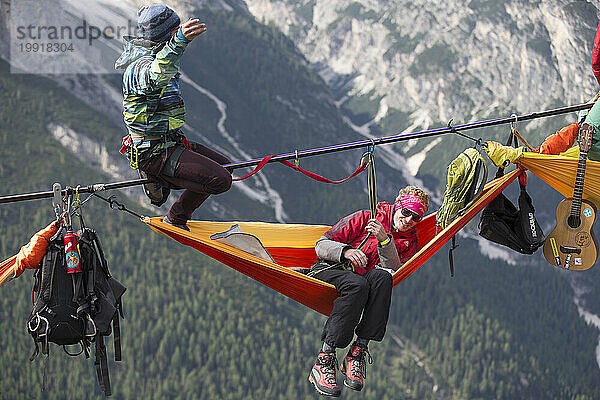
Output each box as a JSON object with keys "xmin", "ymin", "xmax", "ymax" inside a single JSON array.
[{"xmin": 308, "ymin": 185, "xmax": 430, "ymax": 397}]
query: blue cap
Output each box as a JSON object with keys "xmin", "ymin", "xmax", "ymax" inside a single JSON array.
[{"xmin": 137, "ymin": 4, "xmax": 181, "ymax": 43}]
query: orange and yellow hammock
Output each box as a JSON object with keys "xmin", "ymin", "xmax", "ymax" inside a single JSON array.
[
  {"xmin": 518, "ymin": 148, "xmax": 600, "ymax": 205},
  {"xmin": 0, "ymin": 168, "xmax": 518, "ymax": 316},
  {"xmin": 2, "ymin": 150, "xmax": 595, "ymax": 316},
  {"xmin": 140, "ymin": 168, "xmax": 515, "ymax": 316}
]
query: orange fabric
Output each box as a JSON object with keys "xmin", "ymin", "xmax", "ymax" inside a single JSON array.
[
  {"xmin": 393, "ymin": 170, "xmax": 519, "ymax": 285},
  {"xmin": 538, "ymin": 123, "xmax": 579, "ymax": 155},
  {"xmin": 144, "ymin": 220, "xmax": 339, "ymax": 315},
  {"xmin": 14, "ymin": 221, "xmax": 59, "ymax": 278},
  {"xmin": 0, "ymin": 256, "xmax": 17, "ymax": 287},
  {"xmin": 144, "ymin": 170, "xmax": 518, "ymax": 315}
]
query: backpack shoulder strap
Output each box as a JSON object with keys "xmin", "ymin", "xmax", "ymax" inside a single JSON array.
[{"xmin": 460, "ymin": 150, "xmax": 488, "ymax": 214}]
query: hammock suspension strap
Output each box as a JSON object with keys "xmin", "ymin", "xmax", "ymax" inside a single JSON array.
[
  {"xmin": 364, "ymin": 142, "xmax": 378, "ymax": 218},
  {"xmin": 308, "ymin": 145, "xmax": 378, "ymax": 277},
  {"xmin": 92, "ymin": 194, "xmax": 144, "ymax": 220},
  {"xmin": 447, "ymin": 118, "xmax": 483, "ymax": 148},
  {"xmin": 509, "ymin": 114, "xmax": 536, "ymax": 152},
  {"xmin": 232, "ymin": 153, "xmax": 370, "ymax": 184}
]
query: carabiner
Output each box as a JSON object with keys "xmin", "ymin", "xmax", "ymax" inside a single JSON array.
[
  {"xmin": 510, "ymin": 113, "xmax": 518, "ymax": 132},
  {"xmin": 130, "ymin": 145, "xmax": 139, "ymax": 169},
  {"xmin": 73, "ymin": 185, "xmax": 81, "ymax": 210},
  {"xmin": 369, "ymin": 138, "xmax": 376, "ymax": 154}
]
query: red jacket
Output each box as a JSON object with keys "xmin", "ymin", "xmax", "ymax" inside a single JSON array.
[
  {"xmin": 593, "ymin": 20, "xmax": 600, "ymax": 86},
  {"xmin": 323, "ymin": 202, "xmax": 418, "ymax": 275}
]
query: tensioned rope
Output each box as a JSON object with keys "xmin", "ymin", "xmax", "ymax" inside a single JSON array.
[{"xmin": 0, "ymin": 102, "xmax": 593, "ymax": 205}]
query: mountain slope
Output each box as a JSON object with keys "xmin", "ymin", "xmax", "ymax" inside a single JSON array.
[{"xmin": 245, "ymin": 0, "xmax": 599, "ymax": 127}]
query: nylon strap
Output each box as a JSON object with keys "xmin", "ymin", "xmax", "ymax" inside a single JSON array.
[
  {"xmin": 232, "ymin": 154, "xmax": 369, "ymax": 183},
  {"xmin": 306, "ymin": 260, "xmax": 352, "ymax": 277},
  {"xmin": 162, "ymin": 144, "xmax": 186, "ymax": 177},
  {"xmin": 95, "ymin": 334, "xmax": 111, "ymax": 396},
  {"xmin": 364, "ymin": 151, "xmax": 377, "ymax": 218},
  {"xmin": 511, "ymin": 128, "xmax": 535, "ymax": 152},
  {"xmin": 113, "ymin": 314, "xmax": 122, "ymax": 361},
  {"xmin": 449, "ymin": 236, "xmax": 457, "ymax": 277},
  {"xmin": 352, "ymin": 148, "xmax": 379, "ymax": 252},
  {"xmin": 310, "ymin": 149, "xmax": 379, "ymax": 276}
]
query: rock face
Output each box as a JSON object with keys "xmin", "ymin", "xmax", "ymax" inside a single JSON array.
[{"xmin": 244, "ymin": 0, "xmax": 600, "ymax": 129}]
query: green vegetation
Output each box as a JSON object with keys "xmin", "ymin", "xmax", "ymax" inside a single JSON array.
[
  {"xmin": 185, "ymin": 9, "xmax": 370, "ymax": 224},
  {"xmin": 526, "ymin": 36, "xmax": 556, "ymax": 66},
  {"xmin": 378, "ymin": 107, "xmax": 412, "ymax": 135},
  {"xmin": 295, "ymin": 0, "xmax": 316, "ymax": 23},
  {"xmin": 341, "ymin": 89, "xmax": 382, "ymax": 126},
  {"xmin": 467, "ymin": 0, "xmax": 510, "ymax": 19},
  {"xmin": 384, "ymin": 32, "xmax": 425, "ymax": 60},
  {"xmin": 1, "ymin": 7, "xmax": 600, "ymax": 400},
  {"xmin": 324, "ymin": 2, "xmax": 380, "ymax": 36},
  {"xmin": 409, "ymin": 43, "xmax": 457, "ymax": 76},
  {"xmin": 341, "ymin": 2, "xmax": 378, "ymax": 21}
]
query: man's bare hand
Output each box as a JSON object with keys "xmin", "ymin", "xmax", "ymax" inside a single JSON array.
[
  {"xmin": 366, "ymin": 218, "xmax": 387, "ymax": 242},
  {"xmin": 343, "ymin": 248, "xmax": 368, "ymax": 269},
  {"xmin": 180, "ymin": 18, "xmax": 206, "ymax": 41}
]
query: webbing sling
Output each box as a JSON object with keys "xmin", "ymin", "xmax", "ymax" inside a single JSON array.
[
  {"xmin": 112, "ymin": 313, "xmax": 122, "ymax": 361},
  {"xmin": 232, "ymin": 154, "xmax": 369, "ymax": 183},
  {"xmin": 162, "ymin": 144, "xmax": 186, "ymax": 177},
  {"xmin": 365, "ymin": 150, "xmax": 377, "ymax": 217},
  {"xmin": 94, "ymin": 333, "xmax": 111, "ymax": 397},
  {"xmin": 307, "ymin": 150, "xmax": 378, "ymax": 276}
]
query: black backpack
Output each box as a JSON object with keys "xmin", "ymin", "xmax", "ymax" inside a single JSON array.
[
  {"xmin": 479, "ymin": 172, "xmax": 545, "ymax": 254},
  {"xmin": 478, "ymin": 128, "xmax": 545, "ymax": 255},
  {"xmin": 27, "ymin": 227, "xmax": 126, "ymax": 396}
]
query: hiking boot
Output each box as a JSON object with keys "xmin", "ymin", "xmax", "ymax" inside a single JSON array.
[
  {"xmin": 308, "ymin": 351, "xmax": 341, "ymax": 397},
  {"xmin": 340, "ymin": 342, "xmax": 373, "ymax": 391},
  {"xmin": 139, "ymin": 170, "xmax": 170, "ymax": 207},
  {"xmin": 163, "ymin": 216, "xmax": 190, "ymax": 232}
]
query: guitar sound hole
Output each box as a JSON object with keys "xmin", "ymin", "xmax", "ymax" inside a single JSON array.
[{"xmin": 567, "ymin": 215, "xmax": 581, "ymax": 228}]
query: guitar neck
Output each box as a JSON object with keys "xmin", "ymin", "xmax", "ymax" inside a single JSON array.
[{"xmin": 571, "ymin": 151, "xmax": 589, "ymax": 217}]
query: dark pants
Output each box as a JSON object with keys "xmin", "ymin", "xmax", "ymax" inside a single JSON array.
[
  {"xmin": 315, "ymin": 268, "xmax": 393, "ymax": 349},
  {"xmin": 140, "ymin": 141, "xmax": 232, "ymax": 225}
]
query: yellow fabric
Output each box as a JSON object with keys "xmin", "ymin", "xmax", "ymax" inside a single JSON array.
[
  {"xmin": 484, "ymin": 141, "xmax": 524, "ymax": 168},
  {"xmin": 144, "ymin": 171, "xmax": 520, "ymax": 313},
  {"xmin": 176, "ymin": 220, "xmax": 330, "ymax": 248},
  {"xmin": 559, "ymin": 147, "xmax": 580, "ymax": 158},
  {"xmin": 518, "ymin": 149, "xmax": 600, "ymax": 207},
  {"xmin": 145, "ymin": 218, "xmax": 336, "ymax": 287}
]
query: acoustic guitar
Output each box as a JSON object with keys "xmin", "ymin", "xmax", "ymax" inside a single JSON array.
[{"xmin": 543, "ymin": 123, "xmax": 598, "ymax": 270}]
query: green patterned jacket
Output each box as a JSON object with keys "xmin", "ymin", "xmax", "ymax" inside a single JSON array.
[{"xmin": 115, "ymin": 31, "xmax": 190, "ymax": 150}]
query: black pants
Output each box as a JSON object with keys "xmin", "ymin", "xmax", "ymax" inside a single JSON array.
[
  {"xmin": 140, "ymin": 141, "xmax": 232, "ymax": 225},
  {"xmin": 315, "ymin": 268, "xmax": 393, "ymax": 349}
]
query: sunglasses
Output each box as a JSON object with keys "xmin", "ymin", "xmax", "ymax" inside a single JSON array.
[{"xmin": 401, "ymin": 208, "xmax": 422, "ymax": 222}]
